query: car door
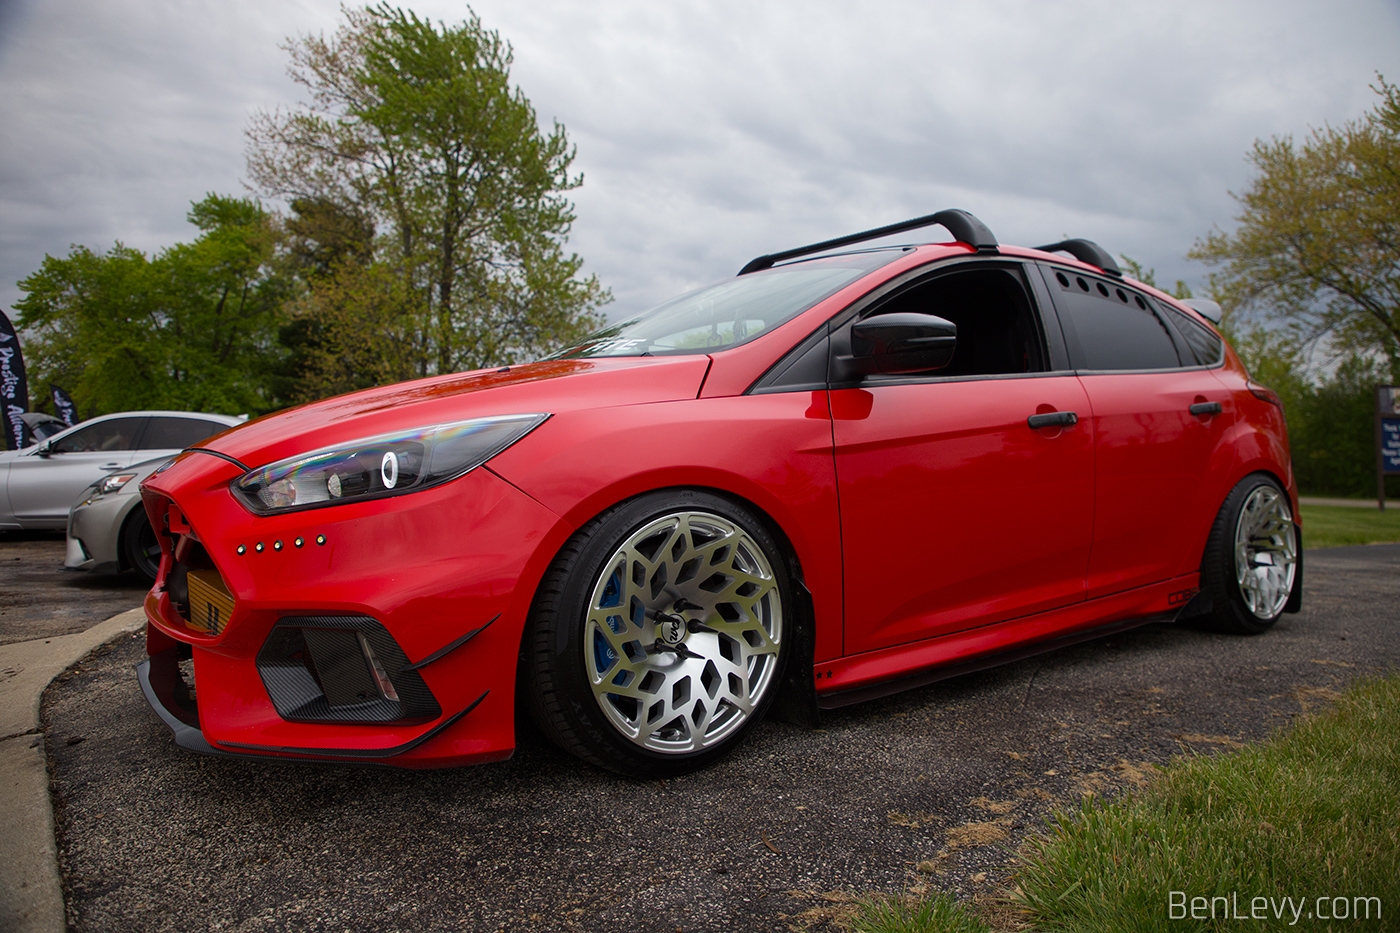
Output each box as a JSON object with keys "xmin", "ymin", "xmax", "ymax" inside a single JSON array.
[
  {"xmin": 6, "ymin": 416, "xmax": 149, "ymax": 525},
  {"xmin": 833, "ymin": 261, "xmax": 1095, "ymax": 655},
  {"xmin": 1038, "ymin": 265, "xmax": 1236, "ymax": 600}
]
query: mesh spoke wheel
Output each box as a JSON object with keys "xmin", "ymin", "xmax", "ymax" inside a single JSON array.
[
  {"xmin": 527, "ymin": 491, "xmax": 791, "ymax": 777},
  {"xmin": 1199, "ymin": 474, "xmax": 1299, "ymax": 634},
  {"xmin": 1233, "ymin": 484, "xmax": 1297, "ymax": 620},
  {"xmin": 584, "ymin": 511, "xmax": 782, "ymax": 754}
]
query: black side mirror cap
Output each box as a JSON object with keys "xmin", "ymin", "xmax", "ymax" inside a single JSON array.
[{"xmin": 847, "ymin": 312, "xmax": 957, "ymax": 375}]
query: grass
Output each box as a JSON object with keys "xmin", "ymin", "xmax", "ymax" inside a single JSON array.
[
  {"xmin": 1298, "ymin": 503, "xmax": 1400, "ymax": 548},
  {"xmin": 849, "ymin": 892, "xmax": 992, "ymax": 933},
  {"xmin": 851, "ymin": 674, "xmax": 1400, "ymax": 932}
]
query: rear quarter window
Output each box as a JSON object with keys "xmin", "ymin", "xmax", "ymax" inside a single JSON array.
[
  {"xmin": 1047, "ymin": 267, "xmax": 1181, "ymax": 371},
  {"xmin": 1161, "ymin": 306, "xmax": 1224, "ymax": 366}
]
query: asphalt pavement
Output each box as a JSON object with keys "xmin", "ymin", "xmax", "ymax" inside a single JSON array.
[{"xmin": 31, "ymin": 543, "xmax": 1400, "ymax": 932}]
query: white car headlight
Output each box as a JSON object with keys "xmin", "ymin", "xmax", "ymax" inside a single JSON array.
[
  {"xmin": 98, "ymin": 473, "xmax": 138, "ymax": 495},
  {"xmin": 231, "ymin": 414, "xmax": 549, "ymax": 515}
]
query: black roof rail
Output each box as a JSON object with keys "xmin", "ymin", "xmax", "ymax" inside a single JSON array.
[
  {"xmin": 738, "ymin": 208, "xmax": 998, "ymax": 275},
  {"xmin": 1034, "ymin": 239, "xmax": 1121, "ymax": 277}
]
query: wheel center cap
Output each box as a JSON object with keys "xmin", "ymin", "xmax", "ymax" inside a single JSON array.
[{"xmin": 656, "ymin": 611, "xmax": 686, "ymax": 646}]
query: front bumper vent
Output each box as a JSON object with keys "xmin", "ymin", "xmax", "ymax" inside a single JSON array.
[{"xmin": 256, "ymin": 615, "xmax": 441, "ymax": 724}]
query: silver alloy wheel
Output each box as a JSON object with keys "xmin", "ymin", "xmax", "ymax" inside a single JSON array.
[
  {"xmin": 583, "ymin": 510, "xmax": 783, "ymax": 754},
  {"xmin": 1233, "ymin": 484, "xmax": 1298, "ymax": 619}
]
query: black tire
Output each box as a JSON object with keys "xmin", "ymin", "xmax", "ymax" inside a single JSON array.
[
  {"xmin": 1198, "ymin": 474, "xmax": 1300, "ymax": 635},
  {"xmin": 525, "ymin": 490, "xmax": 791, "ymax": 778},
  {"xmin": 121, "ymin": 508, "xmax": 161, "ymax": 584}
]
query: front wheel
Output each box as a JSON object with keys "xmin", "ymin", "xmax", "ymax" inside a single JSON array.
[
  {"xmin": 1199, "ymin": 474, "xmax": 1299, "ymax": 634},
  {"xmin": 525, "ymin": 491, "xmax": 790, "ymax": 778},
  {"xmin": 121, "ymin": 508, "xmax": 161, "ymax": 584}
]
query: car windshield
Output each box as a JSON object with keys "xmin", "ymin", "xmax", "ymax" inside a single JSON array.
[{"xmin": 553, "ymin": 249, "xmax": 904, "ymax": 358}]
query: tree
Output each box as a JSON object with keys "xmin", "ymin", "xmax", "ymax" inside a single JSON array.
[
  {"xmin": 1190, "ymin": 78, "xmax": 1400, "ymax": 381},
  {"xmin": 13, "ymin": 195, "xmax": 290, "ymax": 415},
  {"xmin": 246, "ymin": 4, "xmax": 608, "ymax": 385}
]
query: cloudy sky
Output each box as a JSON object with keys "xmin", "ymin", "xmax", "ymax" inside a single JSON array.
[{"xmin": 2, "ymin": 0, "xmax": 1399, "ymax": 323}]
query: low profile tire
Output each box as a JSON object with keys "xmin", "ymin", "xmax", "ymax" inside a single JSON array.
[
  {"xmin": 1199, "ymin": 474, "xmax": 1299, "ymax": 635},
  {"xmin": 526, "ymin": 490, "xmax": 791, "ymax": 778},
  {"xmin": 121, "ymin": 508, "xmax": 161, "ymax": 584}
]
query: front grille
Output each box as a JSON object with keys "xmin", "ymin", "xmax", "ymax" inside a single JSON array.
[{"xmin": 256, "ymin": 615, "xmax": 441, "ymax": 724}]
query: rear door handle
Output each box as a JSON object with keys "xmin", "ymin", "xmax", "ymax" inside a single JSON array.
[
  {"xmin": 1189, "ymin": 402, "xmax": 1223, "ymax": 417},
  {"xmin": 1027, "ymin": 411, "xmax": 1078, "ymax": 429}
]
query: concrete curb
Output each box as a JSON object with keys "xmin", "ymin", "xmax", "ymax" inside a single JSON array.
[
  {"xmin": 1298, "ymin": 496, "xmax": 1385, "ymax": 509},
  {"xmin": 0, "ymin": 608, "xmax": 147, "ymax": 933}
]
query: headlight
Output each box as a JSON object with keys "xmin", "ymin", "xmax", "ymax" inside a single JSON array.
[
  {"xmin": 230, "ymin": 414, "xmax": 549, "ymax": 515},
  {"xmin": 97, "ymin": 473, "xmax": 138, "ymax": 495}
]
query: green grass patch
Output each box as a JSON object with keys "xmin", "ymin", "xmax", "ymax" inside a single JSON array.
[
  {"xmin": 851, "ymin": 675, "xmax": 1400, "ymax": 933},
  {"xmin": 850, "ymin": 891, "xmax": 992, "ymax": 933},
  {"xmin": 1298, "ymin": 503, "xmax": 1400, "ymax": 548},
  {"xmin": 1013, "ymin": 673, "xmax": 1400, "ymax": 931}
]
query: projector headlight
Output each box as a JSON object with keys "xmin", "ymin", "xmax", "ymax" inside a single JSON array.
[{"xmin": 231, "ymin": 414, "xmax": 549, "ymax": 515}]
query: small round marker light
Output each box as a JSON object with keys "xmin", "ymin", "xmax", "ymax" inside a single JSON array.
[
  {"xmin": 273, "ymin": 540, "xmax": 283, "ymax": 551},
  {"xmin": 294, "ymin": 537, "xmax": 304, "ymax": 548},
  {"xmin": 316, "ymin": 534, "xmax": 326, "ymax": 546},
  {"xmin": 255, "ymin": 541, "xmax": 265, "ymax": 553},
  {"xmin": 236, "ymin": 544, "xmax": 246, "ymax": 555},
  {"xmin": 380, "ymin": 451, "xmax": 399, "ymax": 489}
]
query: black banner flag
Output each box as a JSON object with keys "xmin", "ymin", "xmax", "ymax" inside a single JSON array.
[
  {"xmin": 0, "ymin": 310, "xmax": 28, "ymax": 451},
  {"xmin": 51, "ymin": 384, "xmax": 78, "ymax": 426}
]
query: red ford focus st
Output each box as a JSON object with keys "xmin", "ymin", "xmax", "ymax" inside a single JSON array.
[{"xmin": 138, "ymin": 210, "xmax": 1300, "ymax": 778}]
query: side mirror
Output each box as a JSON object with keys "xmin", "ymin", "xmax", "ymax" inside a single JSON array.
[
  {"xmin": 33, "ymin": 440, "xmax": 54, "ymax": 458},
  {"xmin": 848, "ymin": 312, "xmax": 957, "ymax": 375}
]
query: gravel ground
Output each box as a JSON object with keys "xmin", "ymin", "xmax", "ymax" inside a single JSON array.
[
  {"xmin": 0, "ymin": 531, "xmax": 147, "ymax": 646},
  {"xmin": 41, "ymin": 544, "xmax": 1400, "ymax": 932}
]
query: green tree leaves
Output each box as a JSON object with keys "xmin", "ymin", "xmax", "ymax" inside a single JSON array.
[
  {"xmin": 1190, "ymin": 77, "xmax": 1400, "ymax": 381},
  {"xmin": 13, "ymin": 195, "xmax": 287, "ymax": 416},
  {"xmin": 246, "ymin": 4, "xmax": 608, "ymax": 398},
  {"xmin": 14, "ymin": 5, "xmax": 611, "ymax": 416}
]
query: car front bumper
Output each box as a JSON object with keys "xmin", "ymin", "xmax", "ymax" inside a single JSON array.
[
  {"xmin": 138, "ymin": 452, "xmax": 570, "ymax": 768},
  {"xmin": 65, "ymin": 492, "xmax": 137, "ymax": 574}
]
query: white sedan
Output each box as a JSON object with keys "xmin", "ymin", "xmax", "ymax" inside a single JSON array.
[{"xmin": 0, "ymin": 410, "xmax": 243, "ymax": 530}]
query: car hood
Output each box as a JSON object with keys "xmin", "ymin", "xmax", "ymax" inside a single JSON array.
[{"xmin": 193, "ymin": 355, "xmax": 713, "ymax": 470}]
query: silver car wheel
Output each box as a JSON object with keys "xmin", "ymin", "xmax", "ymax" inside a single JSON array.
[
  {"xmin": 583, "ymin": 510, "xmax": 783, "ymax": 755},
  {"xmin": 1233, "ymin": 484, "xmax": 1297, "ymax": 620}
]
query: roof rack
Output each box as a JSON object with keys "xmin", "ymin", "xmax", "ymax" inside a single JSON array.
[
  {"xmin": 738, "ymin": 209, "xmax": 998, "ymax": 275},
  {"xmin": 1035, "ymin": 239, "xmax": 1121, "ymax": 277}
]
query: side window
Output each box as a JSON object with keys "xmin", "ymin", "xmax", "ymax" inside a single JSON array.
[
  {"xmin": 139, "ymin": 417, "xmax": 228, "ymax": 450},
  {"xmin": 863, "ymin": 266, "xmax": 1048, "ymax": 376},
  {"xmin": 1161, "ymin": 306, "xmax": 1224, "ymax": 366},
  {"xmin": 1047, "ymin": 267, "xmax": 1181, "ymax": 371},
  {"xmin": 50, "ymin": 417, "xmax": 147, "ymax": 454}
]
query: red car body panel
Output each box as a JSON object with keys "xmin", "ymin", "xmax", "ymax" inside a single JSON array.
[
  {"xmin": 1077, "ymin": 368, "xmax": 1239, "ymax": 600},
  {"xmin": 488, "ymin": 391, "xmax": 847, "ymax": 662},
  {"xmin": 135, "ymin": 235, "xmax": 1300, "ymax": 770},
  {"xmin": 833, "ymin": 376, "xmax": 1095, "ymax": 653}
]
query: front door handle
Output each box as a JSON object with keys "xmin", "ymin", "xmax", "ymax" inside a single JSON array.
[
  {"xmin": 1189, "ymin": 402, "xmax": 1223, "ymax": 417},
  {"xmin": 1027, "ymin": 411, "xmax": 1078, "ymax": 429},
  {"xmin": 101, "ymin": 462, "xmax": 122, "ymax": 470}
]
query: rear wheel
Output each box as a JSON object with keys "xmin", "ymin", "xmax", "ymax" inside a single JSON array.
[
  {"xmin": 121, "ymin": 509, "xmax": 161, "ymax": 584},
  {"xmin": 526, "ymin": 490, "xmax": 789, "ymax": 778},
  {"xmin": 1199, "ymin": 474, "xmax": 1298, "ymax": 634}
]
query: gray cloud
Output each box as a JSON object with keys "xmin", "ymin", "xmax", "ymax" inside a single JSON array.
[{"xmin": 2, "ymin": 0, "xmax": 1398, "ymax": 325}]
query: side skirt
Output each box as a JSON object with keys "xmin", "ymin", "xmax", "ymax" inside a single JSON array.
[{"xmin": 815, "ymin": 574, "xmax": 1197, "ymax": 710}]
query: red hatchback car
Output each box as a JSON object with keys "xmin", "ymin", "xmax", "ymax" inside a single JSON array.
[{"xmin": 138, "ymin": 210, "xmax": 1300, "ymax": 778}]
